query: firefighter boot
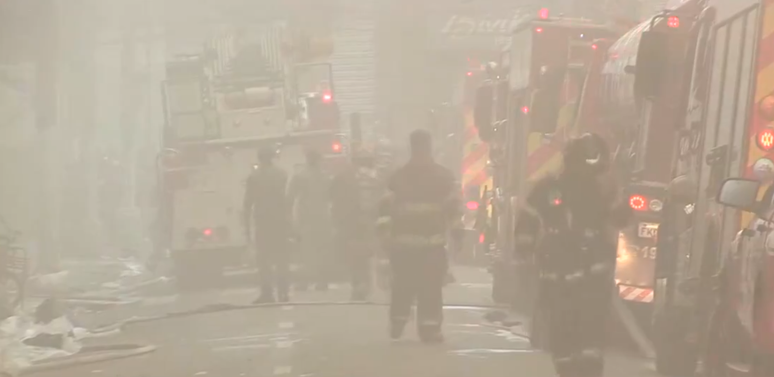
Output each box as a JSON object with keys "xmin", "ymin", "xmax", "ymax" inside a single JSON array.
[
  {"xmin": 253, "ymin": 293, "xmax": 276, "ymax": 304},
  {"xmin": 278, "ymin": 292, "xmax": 290, "ymax": 303},
  {"xmin": 418, "ymin": 326, "xmax": 444, "ymax": 344},
  {"xmin": 390, "ymin": 320, "xmax": 406, "ymax": 340}
]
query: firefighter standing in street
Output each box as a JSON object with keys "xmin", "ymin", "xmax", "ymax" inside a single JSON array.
[
  {"xmin": 243, "ymin": 146, "xmax": 291, "ymax": 303},
  {"xmin": 331, "ymin": 149, "xmax": 384, "ymax": 301},
  {"xmin": 377, "ymin": 130, "xmax": 460, "ymax": 343},
  {"xmin": 513, "ymin": 133, "xmax": 630, "ymax": 377},
  {"xmin": 287, "ymin": 149, "xmax": 333, "ymax": 291}
]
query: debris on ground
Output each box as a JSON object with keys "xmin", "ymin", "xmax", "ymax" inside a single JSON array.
[{"xmin": 0, "ymin": 299, "xmax": 123, "ymax": 376}]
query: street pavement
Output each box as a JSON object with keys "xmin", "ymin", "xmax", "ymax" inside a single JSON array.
[{"xmin": 30, "ymin": 266, "xmax": 668, "ymax": 377}]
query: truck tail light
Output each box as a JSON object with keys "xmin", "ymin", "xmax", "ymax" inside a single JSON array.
[
  {"xmin": 331, "ymin": 141, "xmax": 343, "ymax": 153},
  {"xmin": 466, "ymin": 201, "xmax": 479, "ymax": 211},
  {"xmin": 667, "ymin": 16, "xmax": 680, "ymax": 28},
  {"xmin": 629, "ymin": 195, "xmax": 647, "ymax": 211},
  {"xmin": 757, "ymin": 129, "xmax": 774, "ymax": 151}
]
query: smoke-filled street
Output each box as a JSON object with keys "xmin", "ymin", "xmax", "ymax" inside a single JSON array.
[{"xmin": 21, "ymin": 267, "xmax": 665, "ymax": 377}]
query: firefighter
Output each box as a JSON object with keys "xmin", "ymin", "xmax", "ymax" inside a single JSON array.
[
  {"xmin": 243, "ymin": 145, "xmax": 291, "ymax": 303},
  {"xmin": 331, "ymin": 149, "xmax": 383, "ymax": 301},
  {"xmin": 513, "ymin": 133, "xmax": 630, "ymax": 377},
  {"xmin": 377, "ymin": 129, "xmax": 461, "ymax": 343},
  {"xmin": 287, "ymin": 149, "xmax": 333, "ymax": 291}
]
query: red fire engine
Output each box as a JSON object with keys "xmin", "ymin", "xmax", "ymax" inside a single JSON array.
[{"xmin": 593, "ymin": 0, "xmax": 774, "ymax": 375}]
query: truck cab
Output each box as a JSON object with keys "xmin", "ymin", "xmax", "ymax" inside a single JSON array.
[
  {"xmin": 628, "ymin": 0, "xmax": 774, "ymax": 375},
  {"xmin": 708, "ymin": 178, "xmax": 774, "ymax": 376}
]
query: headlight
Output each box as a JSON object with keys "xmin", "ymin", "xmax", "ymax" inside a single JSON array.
[{"xmin": 617, "ymin": 233, "xmax": 629, "ymax": 262}]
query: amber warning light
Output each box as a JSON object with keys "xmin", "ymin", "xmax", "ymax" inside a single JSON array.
[{"xmin": 757, "ymin": 129, "xmax": 774, "ymax": 151}]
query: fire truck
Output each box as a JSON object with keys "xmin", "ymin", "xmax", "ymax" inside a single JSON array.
[
  {"xmin": 473, "ymin": 9, "xmax": 619, "ymax": 304},
  {"xmin": 158, "ymin": 27, "xmax": 346, "ymax": 288},
  {"xmin": 619, "ymin": 0, "xmax": 774, "ymax": 375}
]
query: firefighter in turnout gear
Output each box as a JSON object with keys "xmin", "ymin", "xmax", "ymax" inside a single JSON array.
[
  {"xmin": 513, "ymin": 133, "xmax": 630, "ymax": 377},
  {"xmin": 331, "ymin": 149, "xmax": 384, "ymax": 301},
  {"xmin": 287, "ymin": 149, "xmax": 333, "ymax": 291},
  {"xmin": 377, "ymin": 130, "xmax": 461, "ymax": 343},
  {"xmin": 243, "ymin": 146, "xmax": 291, "ymax": 303}
]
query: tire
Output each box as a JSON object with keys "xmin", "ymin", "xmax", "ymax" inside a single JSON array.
[
  {"xmin": 529, "ymin": 304, "xmax": 550, "ymax": 351},
  {"xmin": 173, "ymin": 253, "xmax": 217, "ymax": 291},
  {"xmin": 654, "ymin": 309, "xmax": 698, "ymax": 376},
  {"xmin": 491, "ymin": 264, "xmax": 511, "ymax": 304},
  {"xmin": 1, "ymin": 273, "xmax": 23, "ymax": 309}
]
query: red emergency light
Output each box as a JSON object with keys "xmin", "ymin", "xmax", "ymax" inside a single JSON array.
[
  {"xmin": 591, "ymin": 44, "xmax": 598, "ymax": 50},
  {"xmin": 479, "ymin": 233, "xmax": 485, "ymax": 244},
  {"xmin": 756, "ymin": 129, "xmax": 774, "ymax": 151},
  {"xmin": 466, "ymin": 71, "xmax": 473, "ymax": 77},
  {"xmin": 667, "ymin": 16, "xmax": 680, "ymax": 28},
  {"xmin": 322, "ymin": 92, "xmax": 333, "ymax": 103},
  {"xmin": 535, "ymin": 27, "xmax": 543, "ymax": 33},
  {"xmin": 521, "ymin": 106, "xmax": 530, "ymax": 114},
  {"xmin": 538, "ymin": 8, "xmax": 549, "ymax": 19},
  {"xmin": 202, "ymin": 228, "xmax": 213, "ymax": 236},
  {"xmin": 629, "ymin": 195, "xmax": 647, "ymax": 211},
  {"xmin": 331, "ymin": 141, "xmax": 342, "ymax": 153},
  {"xmin": 466, "ymin": 201, "xmax": 479, "ymax": 211}
]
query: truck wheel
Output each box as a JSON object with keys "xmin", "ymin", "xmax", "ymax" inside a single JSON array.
[
  {"xmin": 491, "ymin": 265, "xmax": 511, "ymax": 304},
  {"xmin": 528, "ymin": 304, "xmax": 550, "ymax": 351},
  {"xmin": 1, "ymin": 274, "xmax": 23, "ymax": 309},
  {"xmin": 173, "ymin": 253, "xmax": 219, "ymax": 291},
  {"xmin": 491, "ymin": 270, "xmax": 506, "ymax": 303},
  {"xmin": 654, "ymin": 309, "xmax": 698, "ymax": 376}
]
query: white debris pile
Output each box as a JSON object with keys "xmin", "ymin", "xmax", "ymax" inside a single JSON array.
[
  {"xmin": 0, "ymin": 299, "xmax": 121, "ymax": 376},
  {"xmin": 0, "ymin": 315, "xmax": 80, "ymax": 376},
  {"xmin": 27, "ymin": 256, "xmax": 163, "ymax": 298}
]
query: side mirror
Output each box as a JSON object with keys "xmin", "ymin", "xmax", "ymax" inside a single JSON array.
[
  {"xmin": 474, "ymin": 82, "xmax": 495, "ymax": 142},
  {"xmin": 716, "ymin": 178, "xmax": 761, "ymax": 212},
  {"xmin": 633, "ymin": 30, "xmax": 669, "ymax": 98}
]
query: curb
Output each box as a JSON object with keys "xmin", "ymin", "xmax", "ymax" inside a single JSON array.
[
  {"xmin": 20, "ymin": 344, "xmax": 157, "ymax": 375},
  {"xmin": 117, "ymin": 301, "xmax": 508, "ymax": 327}
]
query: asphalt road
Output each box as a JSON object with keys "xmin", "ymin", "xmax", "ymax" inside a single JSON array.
[{"xmin": 35, "ymin": 266, "xmax": 668, "ymax": 377}]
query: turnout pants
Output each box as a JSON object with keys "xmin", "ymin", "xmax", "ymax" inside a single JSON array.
[
  {"xmin": 346, "ymin": 237, "xmax": 374, "ymax": 297},
  {"xmin": 255, "ymin": 233, "xmax": 289, "ymax": 297},
  {"xmin": 545, "ymin": 281, "xmax": 612, "ymax": 377},
  {"xmin": 389, "ymin": 247, "xmax": 446, "ymax": 335}
]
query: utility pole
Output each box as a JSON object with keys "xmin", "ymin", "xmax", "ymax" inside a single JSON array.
[
  {"xmin": 61, "ymin": 0, "xmax": 99, "ymax": 258},
  {"xmin": 33, "ymin": 0, "xmax": 61, "ymax": 272},
  {"xmin": 116, "ymin": 0, "xmax": 153, "ymax": 256}
]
